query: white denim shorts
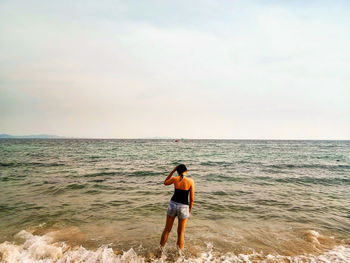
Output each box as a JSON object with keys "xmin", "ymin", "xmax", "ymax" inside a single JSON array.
[{"xmin": 167, "ymin": 200, "xmax": 190, "ymax": 219}]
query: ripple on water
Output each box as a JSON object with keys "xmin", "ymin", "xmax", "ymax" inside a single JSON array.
[
  {"xmin": 128, "ymin": 171, "xmax": 163, "ymax": 177},
  {"xmin": 66, "ymin": 184, "xmax": 86, "ymax": 190},
  {"xmin": 83, "ymin": 171, "xmax": 119, "ymax": 177},
  {"xmin": 0, "ymin": 161, "xmax": 65, "ymax": 167},
  {"xmin": 92, "ymin": 184, "xmax": 116, "ymax": 190},
  {"xmin": 84, "ymin": 190, "xmax": 102, "ymax": 194},
  {"xmin": 275, "ymin": 176, "xmax": 350, "ymax": 186},
  {"xmin": 88, "ymin": 179, "xmax": 105, "ymax": 183}
]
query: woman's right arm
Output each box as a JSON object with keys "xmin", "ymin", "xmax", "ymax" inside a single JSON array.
[
  {"xmin": 189, "ymin": 180, "xmax": 195, "ymax": 213},
  {"xmin": 164, "ymin": 166, "xmax": 177, "ymax": 185}
]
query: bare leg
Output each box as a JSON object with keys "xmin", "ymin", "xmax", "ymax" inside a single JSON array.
[
  {"xmin": 160, "ymin": 215, "xmax": 175, "ymax": 247},
  {"xmin": 177, "ymin": 218, "xmax": 188, "ymax": 250}
]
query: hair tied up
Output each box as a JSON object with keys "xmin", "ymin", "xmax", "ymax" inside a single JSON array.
[{"xmin": 176, "ymin": 164, "xmax": 187, "ymax": 180}]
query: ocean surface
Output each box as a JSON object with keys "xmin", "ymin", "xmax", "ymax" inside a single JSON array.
[{"xmin": 0, "ymin": 139, "xmax": 349, "ymax": 262}]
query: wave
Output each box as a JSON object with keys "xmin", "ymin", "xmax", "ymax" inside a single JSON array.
[
  {"xmin": 84, "ymin": 172, "xmax": 119, "ymax": 177},
  {"xmin": 66, "ymin": 184, "xmax": 86, "ymax": 190},
  {"xmin": 83, "ymin": 171, "xmax": 163, "ymax": 178},
  {"xmin": 274, "ymin": 176, "xmax": 350, "ymax": 186},
  {"xmin": 246, "ymin": 174, "xmax": 350, "ymax": 186},
  {"xmin": 266, "ymin": 163, "xmax": 350, "ymax": 170},
  {"xmin": 200, "ymin": 161, "xmax": 232, "ymax": 167},
  {"xmin": 0, "ymin": 162, "xmax": 66, "ymax": 167},
  {"xmin": 1, "ymin": 230, "xmax": 349, "ymax": 263},
  {"xmin": 128, "ymin": 171, "xmax": 163, "ymax": 177}
]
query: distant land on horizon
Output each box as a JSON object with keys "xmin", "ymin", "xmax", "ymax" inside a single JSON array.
[
  {"xmin": 0, "ymin": 134, "xmax": 175, "ymax": 139},
  {"xmin": 0, "ymin": 134, "xmax": 63, "ymax": 139},
  {"xmin": 0, "ymin": 134, "xmax": 178, "ymax": 140}
]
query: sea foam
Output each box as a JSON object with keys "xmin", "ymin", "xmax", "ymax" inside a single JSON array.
[{"xmin": 1, "ymin": 230, "xmax": 350, "ymax": 263}]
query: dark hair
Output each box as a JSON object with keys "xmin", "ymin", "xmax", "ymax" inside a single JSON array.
[{"xmin": 176, "ymin": 164, "xmax": 187, "ymax": 180}]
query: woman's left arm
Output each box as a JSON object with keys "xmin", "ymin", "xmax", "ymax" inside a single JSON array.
[{"xmin": 164, "ymin": 166, "xmax": 177, "ymax": 185}]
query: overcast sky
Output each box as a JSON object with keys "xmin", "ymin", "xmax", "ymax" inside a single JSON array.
[{"xmin": 1, "ymin": 0, "xmax": 349, "ymax": 139}]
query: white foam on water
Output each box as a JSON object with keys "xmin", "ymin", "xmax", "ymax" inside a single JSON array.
[
  {"xmin": 0, "ymin": 230, "xmax": 349, "ymax": 263},
  {"xmin": 203, "ymin": 245, "xmax": 350, "ymax": 263},
  {"xmin": 0, "ymin": 230, "xmax": 145, "ymax": 263}
]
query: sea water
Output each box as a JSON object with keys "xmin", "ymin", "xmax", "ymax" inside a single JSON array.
[{"xmin": 0, "ymin": 139, "xmax": 349, "ymax": 262}]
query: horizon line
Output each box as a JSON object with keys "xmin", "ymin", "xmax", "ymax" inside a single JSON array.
[{"xmin": 0, "ymin": 135, "xmax": 349, "ymax": 141}]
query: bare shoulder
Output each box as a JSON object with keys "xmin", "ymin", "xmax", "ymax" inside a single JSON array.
[{"xmin": 187, "ymin": 177, "xmax": 194, "ymax": 184}]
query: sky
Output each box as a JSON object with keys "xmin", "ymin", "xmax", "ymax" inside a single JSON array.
[{"xmin": 0, "ymin": 0, "xmax": 349, "ymax": 139}]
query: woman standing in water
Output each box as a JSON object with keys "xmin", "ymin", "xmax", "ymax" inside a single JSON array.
[{"xmin": 159, "ymin": 164, "xmax": 195, "ymax": 255}]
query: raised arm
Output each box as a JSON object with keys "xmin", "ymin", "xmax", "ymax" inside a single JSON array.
[
  {"xmin": 189, "ymin": 180, "xmax": 194, "ymax": 213},
  {"xmin": 164, "ymin": 166, "xmax": 177, "ymax": 185}
]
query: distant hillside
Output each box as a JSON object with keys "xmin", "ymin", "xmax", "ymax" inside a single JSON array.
[{"xmin": 0, "ymin": 134, "xmax": 63, "ymax": 139}]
